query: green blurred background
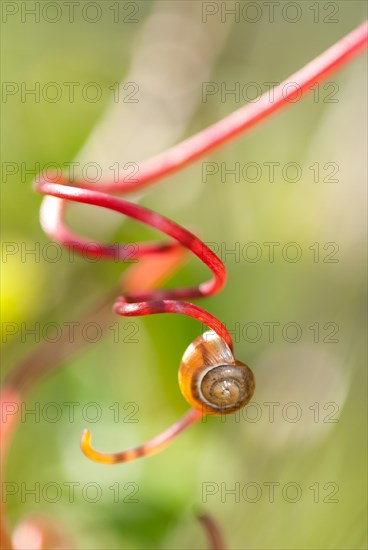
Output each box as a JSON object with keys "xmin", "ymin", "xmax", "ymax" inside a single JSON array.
[{"xmin": 1, "ymin": 1, "xmax": 367, "ymax": 549}]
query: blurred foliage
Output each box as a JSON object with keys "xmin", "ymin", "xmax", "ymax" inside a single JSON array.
[{"xmin": 1, "ymin": 1, "xmax": 367, "ymax": 549}]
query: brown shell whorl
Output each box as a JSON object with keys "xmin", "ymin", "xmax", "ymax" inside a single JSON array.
[{"xmin": 178, "ymin": 331, "xmax": 255, "ymax": 415}]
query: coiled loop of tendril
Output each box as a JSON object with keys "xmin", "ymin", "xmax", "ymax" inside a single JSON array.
[{"xmin": 34, "ymin": 173, "xmax": 236, "ymax": 463}]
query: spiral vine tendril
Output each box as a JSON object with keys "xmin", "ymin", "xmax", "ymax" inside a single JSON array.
[
  {"xmin": 32, "ymin": 21, "xmax": 367, "ymax": 464},
  {"xmin": 34, "ymin": 175, "xmax": 234, "ymax": 463}
]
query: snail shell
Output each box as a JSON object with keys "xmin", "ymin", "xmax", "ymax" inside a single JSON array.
[{"xmin": 178, "ymin": 331, "xmax": 255, "ymax": 415}]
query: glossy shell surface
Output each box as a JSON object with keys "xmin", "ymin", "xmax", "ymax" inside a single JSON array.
[{"xmin": 179, "ymin": 331, "xmax": 255, "ymax": 414}]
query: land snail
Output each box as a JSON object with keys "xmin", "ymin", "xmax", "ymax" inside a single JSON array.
[{"xmin": 179, "ymin": 330, "xmax": 255, "ymax": 415}]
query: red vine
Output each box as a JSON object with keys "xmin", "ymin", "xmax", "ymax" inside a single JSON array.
[{"xmin": 30, "ymin": 21, "xmax": 368, "ymax": 464}]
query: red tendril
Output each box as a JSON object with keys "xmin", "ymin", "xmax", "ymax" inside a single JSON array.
[{"xmin": 31, "ymin": 21, "xmax": 367, "ymax": 464}]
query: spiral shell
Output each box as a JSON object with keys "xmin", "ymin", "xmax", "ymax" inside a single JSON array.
[{"xmin": 178, "ymin": 331, "xmax": 255, "ymax": 414}]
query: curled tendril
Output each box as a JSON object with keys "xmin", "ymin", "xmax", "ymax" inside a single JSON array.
[
  {"xmin": 31, "ymin": 21, "xmax": 368, "ymax": 464},
  {"xmin": 33, "ymin": 176, "xmax": 233, "ymax": 463}
]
